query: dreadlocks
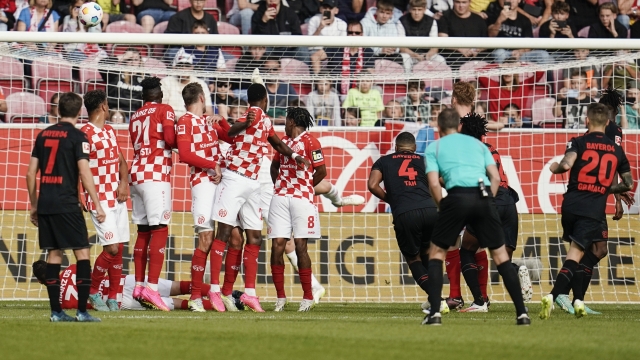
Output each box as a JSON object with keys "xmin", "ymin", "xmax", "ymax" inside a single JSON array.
[
  {"xmin": 459, "ymin": 113, "xmax": 488, "ymax": 141},
  {"xmin": 286, "ymin": 107, "xmax": 315, "ymax": 130},
  {"xmin": 599, "ymin": 86, "xmax": 623, "ymax": 117},
  {"xmin": 140, "ymin": 76, "xmax": 162, "ymax": 102}
]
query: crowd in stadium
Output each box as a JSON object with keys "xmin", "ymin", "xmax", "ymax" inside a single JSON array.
[{"xmin": 0, "ymin": 0, "xmax": 639, "ymax": 129}]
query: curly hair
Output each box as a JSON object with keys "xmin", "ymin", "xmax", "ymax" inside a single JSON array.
[
  {"xmin": 599, "ymin": 86, "xmax": 623, "ymax": 117},
  {"xmin": 452, "ymin": 81, "xmax": 476, "ymax": 106},
  {"xmin": 286, "ymin": 107, "xmax": 315, "ymax": 130},
  {"xmin": 459, "ymin": 113, "xmax": 488, "ymax": 141},
  {"xmin": 140, "ymin": 76, "xmax": 162, "ymax": 90}
]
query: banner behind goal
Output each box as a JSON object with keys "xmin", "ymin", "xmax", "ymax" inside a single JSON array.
[{"xmin": 0, "ymin": 34, "xmax": 639, "ymax": 303}]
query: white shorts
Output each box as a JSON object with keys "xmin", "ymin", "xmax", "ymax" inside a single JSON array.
[
  {"xmin": 267, "ymin": 195, "xmax": 320, "ymax": 239},
  {"xmin": 212, "ymin": 170, "xmax": 262, "ymax": 230},
  {"xmin": 131, "ymin": 182, "xmax": 172, "ymax": 226},
  {"xmin": 191, "ymin": 182, "xmax": 217, "ymax": 233},
  {"xmin": 121, "ymin": 275, "xmax": 174, "ymax": 311},
  {"xmin": 260, "ymin": 182, "xmax": 274, "ymax": 224},
  {"xmin": 91, "ymin": 201, "xmax": 130, "ymax": 245}
]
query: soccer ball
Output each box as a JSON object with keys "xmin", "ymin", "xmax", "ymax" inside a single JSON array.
[{"xmin": 79, "ymin": 2, "xmax": 103, "ymax": 27}]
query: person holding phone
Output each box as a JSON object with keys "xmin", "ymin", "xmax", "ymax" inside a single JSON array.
[
  {"xmin": 252, "ymin": 0, "xmax": 304, "ymax": 60},
  {"xmin": 617, "ymin": 80, "xmax": 640, "ymax": 129},
  {"xmin": 539, "ymin": 1, "xmax": 576, "ymax": 39},
  {"xmin": 555, "ymin": 70, "xmax": 593, "ymax": 129},
  {"xmin": 307, "ymin": 0, "xmax": 346, "ymax": 38}
]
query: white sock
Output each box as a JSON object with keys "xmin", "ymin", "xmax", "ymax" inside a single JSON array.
[
  {"xmin": 286, "ymin": 251, "xmax": 300, "ymax": 272},
  {"xmin": 322, "ymin": 183, "xmax": 341, "ymax": 204},
  {"xmin": 311, "ymin": 274, "xmax": 320, "ymax": 288},
  {"xmin": 211, "ymin": 284, "xmax": 221, "ymax": 292},
  {"xmin": 245, "ymin": 288, "xmax": 256, "ymax": 297},
  {"xmin": 147, "ymin": 283, "xmax": 158, "ymax": 291},
  {"xmin": 136, "ymin": 282, "xmax": 144, "ymax": 287}
]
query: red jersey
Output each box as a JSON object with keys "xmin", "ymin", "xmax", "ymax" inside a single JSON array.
[
  {"xmin": 59, "ymin": 265, "xmax": 124, "ymax": 310},
  {"xmin": 226, "ymin": 107, "xmax": 275, "ymax": 180},
  {"xmin": 80, "ymin": 123, "xmax": 121, "ymax": 210},
  {"xmin": 274, "ymin": 131, "xmax": 325, "ymax": 203},
  {"xmin": 128, "ymin": 102, "xmax": 176, "ymax": 185},
  {"xmin": 478, "ymin": 66, "xmax": 545, "ymax": 121}
]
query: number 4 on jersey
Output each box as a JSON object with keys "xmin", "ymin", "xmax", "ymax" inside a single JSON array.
[{"xmin": 398, "ymin": 159, "xmax": 418, "ymax": 186}]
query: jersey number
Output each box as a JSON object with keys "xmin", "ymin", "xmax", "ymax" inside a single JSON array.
[
  {"xmin": 132, "ymin": 116, "xmax": 151, "ymax": 147},
  {"xmin": 307, "ymin": 216, "xmax": 315, "ymax": 228},
  {"xmin": 398, "ymin": 159, "xmax": 418, "ymax": 180},
  {"xmin": 43, "ymin": 139, "xmax": 59, "ymax": 174},
  {"xmin": 577, "ymin": 150, "xmax": 617, "ymax": 187}
]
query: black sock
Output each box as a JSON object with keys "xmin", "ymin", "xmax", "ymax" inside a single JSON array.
[
  {"xmin": 551, "ymin": 259, "xmax": 579, "ymax": 300},
  {"xmin": 497, "ymin": 261, "xmax": 527, "ymax": 316},
  {"xmin": 460, "ymin": 248, "xmax": 484, "ymax": 305},
  {"xmin": 409, "ymin": 261, "xmax": 429, "ymax": 296},
  {"xmin": 427, "ymin": 259, "xmax": 444, "ymax": 314},
  {"xmin": 512, "ymin": 262, "xmax": 520, "ymax": 273},
  {"xmin": 45, "ymin": 264, "xmax": 62, "ymax": 313},
  {"xmin": 580, "ymin": 251, "xmax": 600, "ymax": 299},
  {"xmin": 76, "ymin": 260, "xmax": 92, "ymax": 313}
]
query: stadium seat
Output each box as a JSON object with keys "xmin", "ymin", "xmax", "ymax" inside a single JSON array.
[
  {"xmin": 532, "ymin": 97, "xmax": 562, "ymax": 127},
  {"xmin": 413, "ymin": 60, "xmax": 453, "ymax": 90},
  {"xmin": 153, "ymin": 21, "xmax": 168, "ymax": 33},
  {"xmin": 374, "ymin": 59, "xmax": 404, "ymax": 74},
  {"xmin": 105, "ymin": 20, "xmax": 145, "ymax": 34},
  {"xmin": 112, "ymin": 44, "xmax": 151, "ymax": 58},
  {"xmin": 218, "ymin": 22, "xmax": 242, "ymax": 57},
  {"xmin": 366, "ymin": 0, "xmax": 376, "ymax": 10},
  {"xmin": 533, "ymin": 26, "xmax": 540, "ymax": 38},
  {"xmin": 32, "ymin": 57, "xmax": 74, "ymax": 104},
  {"xmin": 142, "ymin": 57, "xmax": 168, "ymax": 79},
  {"xmin": 0, "ymin": 56, "xmax": 27, "ymax": 95},
  {"xmin": 79, "ymin": 62, "xmax": 106, "ymax": 94},
  {"xmin": 458, "ymin": 60, "xmax": 489, "ymax": 81},
  {"xmin": 301, "ymin": 23, "xmax": 308, "ymax": 35},
  {"xmin": 379, "ymin": 83, "xmax": 407, "ymax": 105},
  {"xmin": 280, "ymin": 58, "xmax": 310, "ymax": 76},
  {"xmin": 6, "ymin": 92, "xmax": 46, "ymax": 123},
  {"xmin": 577, "ymin": 26, "xmax": 589, "ymax": 38},
  {"xmin": 224, "ymin": 57, "xmax": 237, "ymax": 72},
  {"xmin": 205, "ymin": 8, "xmax": 221, "ymax": 20},
  {"xmin": 152, "ymin": 21, "xmax": 169, "ymax": 58}
]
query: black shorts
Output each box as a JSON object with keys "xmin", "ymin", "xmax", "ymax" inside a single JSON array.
[
  {"xmin": 393, "ymin": 207, "xmax": 438, "ymax": 258},
  {"xmin": 39, "ymin": 210, "xmax": 89, "ymax": 250},
  {"xmin": 430, "ymin": 188, "xmax": 505, "ymax": 251},
  {"xmin": 561, "ymin": 213, "xmax": 608, "ymax": 250},
  {"xmin": 467, "ymin": 203, "xmax": 519, "ymax": 249}
]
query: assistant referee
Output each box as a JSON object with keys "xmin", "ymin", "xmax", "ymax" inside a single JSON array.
[{"xmin": 422, "ymin": 109, "xmax": 529, "ymax": 326}]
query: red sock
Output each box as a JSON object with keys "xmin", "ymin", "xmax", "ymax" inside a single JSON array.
[
  {"xmin": 147, "ymin": 227, "xmax": 169, "ymax": 285},
  {"xmin": 203, "ymin": 300, "xmax": 212, "ymax": 310},
  {"xmin": 91, "ymin": 251, "xmax": 114, "ymax": 295},
  {"xmin": 190, "ymin": 249, "xmax": 208, "ymax": 300},
  {"xmin": 201, "ymin": 283, "xmax": 211, "ymax": 296},
  {"xmin": 179, "ymin": 281, "xmax": 191, "ymax": 295},
  {"xmin": 134, "ymin": 231, "xmax": 151, "ymax": 283},
  {"xmin": 446, "ymin": 249, "xmax": 462, "ymax": 298},
  {"xmin": 271, "ymin": 264, "xmax": 286, "ymax": 298},
  {"xmin": 475, "ymin": 250, "xmax": 489, "ymax": 299},
  {"xmin": 242, "ymin": 244, "xmax": 260, "ymax": 290},
  {"xmin": 209, "ymin": 239, "xmax": 226, "ymax": 286},
  {"xmin": 222, "ymin": 247, "xmax": 242, "ymax": 296},
  {"xmin": 108, "ymin": 243, "xmax": 124, "ymax": 300},
  {"xmin": 299, "ymin": 268, "xmax": 313, "ymax": 300}
]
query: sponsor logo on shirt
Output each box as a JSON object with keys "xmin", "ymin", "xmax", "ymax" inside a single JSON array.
[
  {"xmin": 167, "ymin": 111, "xmax": 174, "ymax": 121},
  {"xmin": 82, "ymin": 142, "xmax": 90, "ymax": 154},
  {"xmin": 615, "ymin": 136, "xmax": 622, "ymax": 146},
  {"xmin": 177, "ymin": 125, "xmax": 186, "ymax": 135},
  {"xmin": 312, "ymin": 149, "xmax": 324, "ymax": 162}
]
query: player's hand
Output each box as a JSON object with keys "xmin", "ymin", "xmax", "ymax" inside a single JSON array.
[
  {"xmin": 613, "ymin": 199, "xmax": 624, "ymax": 221},
  {"xmin": 246, "ymin": 110, "xmax": 256, "ymax": 125},
  {"xmin": 30, "ymin": 208, "xmax": 38, "ymax": 227},
  {"xmin": 620, "ymin": 192, "xmax": 635, "ymax": 206},
  {"xmin": 295, "ymin": 156, "xmax": 311, "ymax": 169},
  {"xmin": 207, "ymin": 115, "xmax": 224, "ymax": 126},
  {"xmin": 117, "ymin": 182, "xmax": 128, "ymax": 203},
  {"xmin": 95, "ymin": 205, "xmax": 107, "ymax": 223}
]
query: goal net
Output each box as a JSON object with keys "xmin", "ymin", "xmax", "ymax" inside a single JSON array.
[{"xmin": 0, "ymin": 32, "xmax": 638, "ymax": 303}]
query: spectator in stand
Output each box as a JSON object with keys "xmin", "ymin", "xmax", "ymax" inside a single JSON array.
[
  {"xmin": 39, "ymin": 93, "xmax": 59, "ymax": 124},
  {"xmin": 633, "ymin": 16, "xmax": 640, "ymax": 38},
  {"xmin": 287, "ymin": 0, "xmax": 321, "ymax": 23},
  {"xmin": 62, "ymin": 0, "xmax": 104, "ymax": 62},
  {"xmin": 588, "ymin": 3, "xmax": 627, "ymax": 38},
  {"xmin": 437, "ymin": 0, "xmax": 488, "ymax": 68},
  {"xmin": 227, "ymin": 98, "xmax": 248, "ymax": 124},
  {"xmin": 107, "ymin": 48, "xmax": 144, "ymax": 121},
  {"xmin": 617, "ymin": 0, "xmax": 636, "ymax": 29},
  {"xmin": 539, "ymin": 1, "xmax": 576, "ymax": 39},
  {"xmin": 561, "ymin": 49, "xmax": 599, "ymax": 95},
  {"xmin": 16, "ymin": 0, "xmax": 60, "ymax": 53},
  {"xmin": 99, "ymin": 0, "xmax": 136, "ymax": 27},
  {"xmin": 618, "ymin": 80, "xmax": 640, "ymax": 129},
  {"xmin": 486, "ymin": 0, "xmax": 553, "ymax": 64},
  {"xmin": 306, "ymin": 78, "xmax": 342, "ymax": 126},
  {"xmin": 337, "ymin": 0, "xmax": 366, "ymax": 22},
  {"xmin": 400, "ymin": 0, "xmax": 444, "ymax": 64},
  {"xmin": 161, "ymin": 49, "xmax": 213, "ymax": 118},
  {"xmin": 477, "ymin": 58, "xmax": 546, "ymax": 129},
  {"xmin": 603, "ymin": 50, "xmax": 639, "ymax": 90},
  {"xmin": 252, "ymin": 0, "xmax": 304, "ymax": 60},
  {"xmin": 262, "ymin": 58, "xmax": 298, "ymax": 122},
  {"xmin": 429, "ymin": 102, "xmax": 442, "ymax": 126},
  {"xmin": 211, "ymin": 77, "xmax": 236, "ymax": 118},
  {"xmin": 342, "ymin": 78, "xmax": 385, "ymax": 126},
  {"xmin": 182, "ymin": 21, "xmax": 225, "ymax": 74},
  {"xmin": 380, "ymin": 99, "xmax": 405, "ymax": 125},
  {"xmin": 165, "ymin": 0, "xmax": 218, "ymax": 62},
  {"xmin": 498, "ymin": 103, "xmax": 522, "ymax": 128},
  {"xmin": 361, "ymin": 0, "xmax": 412, "ymax": 72},
  {"xmin": 134, "ymin": 0, "xmax": 176, "ymax": 33},
  {"xmin": 227, "ymin": 0, "xmax": 258, "ymax": 34},
  {"xmin": 344, "ymin": 106, "xmax": 361, "ymax": 125},
  {"xmin": 308, "ymin": 0, "xmax": 347, "ymax": 37},
  {"xmin": 236, "ymin": 46, "xmax": 267, "ymax": 73},
  {"xmin": 0, "ymin": 0, "xmax": 16, "ymax": 30},
  {"xmin": 400, "ymin": 80, "xmax": 431, "ymax": 123},
  {"xmin": 555, "ymin": 70, "xmax": 592, "ymax": 129},
  {"xmin": 565, "ymin": 0, "xmax": 597, "ymax": 32},
  {"xmin": 475, "ymin": 100, "xmax": 488, "ymax": 117}
]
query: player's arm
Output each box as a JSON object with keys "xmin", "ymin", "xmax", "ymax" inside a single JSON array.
[
  {"xmin": 117, "ymin": 151, "xmax": 129, "ymax": 203},
  {"xmin": 426, "ymin": 171, "xmax": 443, "ymax": 208},
  {"xmin": 609, "ymin": 172, "xmax": 634, "ymax": 194},
  {"xmin": 227, "ymin": 109, "xmax": 256, "ymax": 137},
  {"xmin": 486, "ymin": 164, "xmax": 500, "ymax": 197},
  {"xmin": 26, "ymin": 157, "xmax": 40, "ymax": 226},
  {"xmin": 267, "ymin": 134, "xmax": 312, "ymax": 168},
  {"xmin": 549, "ymin": 152, "xmax": 577, "ymax": 174},
  {"xmin": 270, "ymin": 157, "xmax": 280, "ymax": 184},
  {"xmin": 162, "ymin": 109, "xmax": 177, "ymax": 149},
  {"xmin": 177, "ymin": 122, "xmax": 218, "ymax": 170},
  {"xmin": 312, "ymin": 164, "xmax": 327, "ymax": 187},
  {"xmin": 367, "ymin": 169, "xmax": 386, "ymax": 202},
  {"xmin": 79, "ymin": 159, "xmax": 106, "ymax": 223},
  {"xmin": 309, "ymin": 141, "xmax": 326, "ymax": 187}
]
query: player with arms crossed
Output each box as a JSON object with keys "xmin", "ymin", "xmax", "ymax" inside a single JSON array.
[
  {"xmin": 540, "ymin": 103, "xmax": 633, "ymax": 319},
  {"xmin": 210, "ymin": 83, "xmax": 310, "ymax": 312},
  {"xmin": 26, "ymin": 92, "xmax": 104, "ymax": 322},
  {"xmin": 269, "ymin": 107, "xmax": 326, "ymax": 312},
  {"xmin": 129, "ymin": 77, "xmax": 177, "ymax": 311},
  {"xmin": 81, "ymin": 90, "xmax": 130, "ymax": 312},
  {"xmin": 368, "ymin": 132, "xmax": 448, "ymax": 315}
]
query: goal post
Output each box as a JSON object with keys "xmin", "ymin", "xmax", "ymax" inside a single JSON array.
[{"xmin": 0, "ymin": 33, "xmax": 639, "ymax": 303}]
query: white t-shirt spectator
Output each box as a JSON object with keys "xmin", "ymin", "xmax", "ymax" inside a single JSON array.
[
  {"xmin": 307, "ymin": 13, "xmax": 347, "ymax": 36},
  {"xmin": 160, "ymin": 75, "xmax": 212, "ymax": 119}
]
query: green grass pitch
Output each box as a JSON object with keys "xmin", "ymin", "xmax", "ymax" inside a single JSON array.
[{"xmin": 1, "ymin": 302, "xmax": 640, "ymax": 359}]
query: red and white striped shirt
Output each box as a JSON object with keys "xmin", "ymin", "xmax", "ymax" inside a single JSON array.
[
  {"xmin": 275, "ymin": 131, "xmax": 325, "ymax": 203},
  {"xmin": 226, "ymin": 107, "xmax": 275, "ymax": 180},
  {"xmin": 80, "ymin": 123, "xmax": 121, "ymax": 210}
]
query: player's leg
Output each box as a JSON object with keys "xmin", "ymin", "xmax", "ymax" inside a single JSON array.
[
  {"xmin": 444, "ymin": 234, "xmax": 463, "ymax": 310},
  {"xmin": 458, "ymin": 229, "xmax": 488, "ymax": 312},
  {"xmin": 283, "ymin": 236, "xmax": 325, "ymax": 303},
  {"xmin": 106, "ymin": 203, "xmax": 129, "ymax": 310},
  {"xmin": 88, "ymin": 203, "xmax": 122, "ymax": 311},
  {"xmin": 294, "ymin": 237, "xmax": 316, "ymax": 312},
  {"xmin": 271, "ymin": 237, "xmax": 289, "ymax": 311},
  {"xmin": 131, "ymin": 184, "xmax": 151, "ymax": 300},
  {"xmin": 314, "ymin": 179, "xmax": 364, "ymax": 207},
  {"xmin": 220, "ymin": 227, "xmax": 244, "ymax": 311},
  {"xmin": 268, "ymin": 195, "xmax": 294, "ymax": 311},
  {"xmin": 500, "ymin": 203, "xmax": 532, "ymax": 304},
  {"xmin": 576, "ymin": 222, "xmax": 608, "ymax": 315},
  {"xmin": 291, "ymin": 197, "xmax": 320, "ymax": 311}
]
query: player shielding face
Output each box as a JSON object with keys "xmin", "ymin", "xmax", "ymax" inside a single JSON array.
[
  {"xmin": 268, "ymin": 107, "xmax": 326, "ymax": 312},
  {"xmin": 210, "ymin": 84, "xmax": 310, "ymax": 312},
  {"xmin": 128, "ymin": 77, "xmax": 177, "ymax": 312},
  {"xmin": 80, "ymin": 90, "xmax": 131, "ymax": 312},
  {"xmin": 540, "ymin": 103, "xmax": 633, "ymax": 320},
  {"xmin": 26, "ymin": 92, "xmax": 104, "ymax": 322}
]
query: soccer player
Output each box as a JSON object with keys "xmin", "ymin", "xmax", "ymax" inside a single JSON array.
[
  {"xmin": 26, "ymin": 92, "xmax": 104, "ymax": 322},
  {"xmin": 422, "ymin": 109, "xmax": 529, "ymax": 326},
  {"xmin": 269, "ymin": 107, "xmax": 326, "ymax": 312},
  {"xmin": 368, "ymin": 132, "xmax": 448, "ymax": 315},
  {"xmin": 175, "ymin": 82, "xmax": 235, "ymax": 312},
  {"xmin": 210, "ymin": 83, "xmax": 310, "ymax": 312},
  {"xmin": 540, "ymin": 103, "xmax": 633, "ymax": 319},
  {"xmin": 81, "ymin": 90, "xmax": 130, "ymax": 312},
  {"xmin": 129, "ymin": 77, "xmax": 177, "ymax": 311}
]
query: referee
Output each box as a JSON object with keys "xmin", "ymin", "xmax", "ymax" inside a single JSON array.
[
  {"xmin": 26, "ymin": 92, "xmax": 105, "ymax": 323},
  {"xmin": 422, "ymin": 109, "xmax": 529, "ymax": 326},
  {"xmin": 368, "ymin": 132, "xmax": 446, "ymax": 315}
]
